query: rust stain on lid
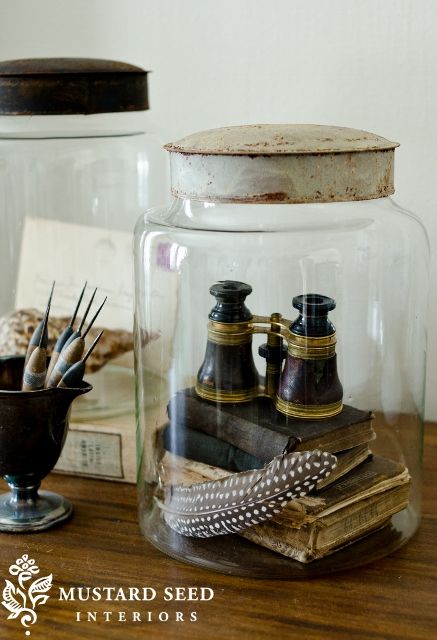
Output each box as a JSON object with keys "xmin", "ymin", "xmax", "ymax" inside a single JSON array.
[
  {"xmin": 165, "ymin": 124, "xmax": 399, "ymax": 204},
  {"xmin": 164, "ymin": 124, "xmax": 398, "ymax": 156}
]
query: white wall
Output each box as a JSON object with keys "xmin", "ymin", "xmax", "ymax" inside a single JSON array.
[{"xmin": 0, "ymin": 0, "xmax": 436, "ymax": 418}]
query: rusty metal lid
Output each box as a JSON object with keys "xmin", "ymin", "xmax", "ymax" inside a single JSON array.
[
  {"xmin": 165, "ymin": 124, "xmax": 399, "ymax": 203},
  {"xmin": 0, "ymin": 58, "xmax": 148, "ymax": 115}
]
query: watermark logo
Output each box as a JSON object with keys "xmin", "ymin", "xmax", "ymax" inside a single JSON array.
[{"xmin": 2, "ymin": 554, "xmax": 52, "ymax": 636}]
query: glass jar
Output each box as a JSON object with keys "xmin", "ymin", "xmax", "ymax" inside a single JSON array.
[
  {"xmin": 134, "ymin": 124, "xmax": 429, "ymax": 577},
  {"xmin": 0, "ymin": 58, "xmax": 167, "ymax": 430}
]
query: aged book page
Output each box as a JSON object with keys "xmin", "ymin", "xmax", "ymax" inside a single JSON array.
[{"xmin": 242, "ymin": 484, "xmax": 410, "ymax": 562}]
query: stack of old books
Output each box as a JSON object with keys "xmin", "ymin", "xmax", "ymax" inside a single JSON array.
[{"xmin": 161, "ymin": 388, "xmax": 410, "ymax": 563}]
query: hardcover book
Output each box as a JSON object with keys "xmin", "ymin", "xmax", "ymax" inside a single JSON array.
[
  {"xmin": 244, "ymin": 456, "xmax": 410, "ymax": 562},
  {"xmin": 167, "ymin": 388, "xmax": 375, "ymax": 462},
  {"xmin": 160, "ymin": 452, "xmax": 410, "ymax": 563}
]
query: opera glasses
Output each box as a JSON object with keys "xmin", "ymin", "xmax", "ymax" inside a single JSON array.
[{"xmin": 195, "ymin": 281, "xmax": 343, "ymax": 419}]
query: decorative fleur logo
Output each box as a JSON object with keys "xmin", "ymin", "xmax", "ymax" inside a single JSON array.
[{"xmin": 2, "ymin": 554, "xmax": 52, "ymax": 636}]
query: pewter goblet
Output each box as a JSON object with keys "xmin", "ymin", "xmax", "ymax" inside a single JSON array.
[{"xmin": 0, "ymin": 356, "xmax": 91, "ymax": 532}]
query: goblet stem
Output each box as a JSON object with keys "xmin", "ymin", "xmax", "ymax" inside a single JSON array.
[
  {"xmin": 7, "ymin": 482, "xmax": 41, "ymax": 508},
  {"xmin": 0, "ymin": 481, "xmax": 73, "ymax": 532}
]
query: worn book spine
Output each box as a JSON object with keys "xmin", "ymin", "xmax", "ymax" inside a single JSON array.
[
  {"xmin": 316, "ymin": 444, "xmax": 370, "ymax": 489},
  {"xmin": 162, "ymin": 423, "xmax": 264, "ymax": 471},
  {"xmin": 242, "ymin": 484, "xmax": 410, "ymax": 563},
  {"xmin": 162, "ymin": 423, "xmax": 370, "ymax": 475},
  {"xmin": 168, "ymin": 389, "xmax": 374, "ymax": 462},
  {"xmin": 54, "ymin": 415, "xmax": 137, "ymax": 483},
  {"xmin": 168, "ymin": 392, "xmax": 297, "ymax": 461}
]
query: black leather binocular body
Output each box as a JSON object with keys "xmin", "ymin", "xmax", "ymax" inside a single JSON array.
[
  {"xmin": 196, "ymin": 281, "xmax": 343, "ymax": 419},
  {"xmin": 275, "ymin": 294, "xmax": 343, "ymax": 419},
  {"xmin": 195, "ymin": 282, "xmax": 259, "ymax": 403}
]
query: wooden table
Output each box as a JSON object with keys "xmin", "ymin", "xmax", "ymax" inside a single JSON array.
[{"xmin": 0, "ymin": 427, "xmax": 436, "ymax": 640}]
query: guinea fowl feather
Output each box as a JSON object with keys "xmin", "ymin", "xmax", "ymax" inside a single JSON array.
[{"xmin": 158, "ymin": 449, "xmax": 337, "ymax": 538}]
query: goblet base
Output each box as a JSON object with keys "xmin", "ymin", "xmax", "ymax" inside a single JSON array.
[{"xmin": 0, "ymin": 490, "xmax": 73, "ymax": 532}]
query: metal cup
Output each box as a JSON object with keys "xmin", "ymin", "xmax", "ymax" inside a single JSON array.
[{"xmin": 0, "ymin": 356, "xmax": 92, "ymax": 532}]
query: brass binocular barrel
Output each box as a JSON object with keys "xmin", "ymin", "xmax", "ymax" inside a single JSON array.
[
  {"xmin": 275, "ymin": 294, "xmax": 343, "ymax": 419},
  {"xmin": 195, "ymin": 281, "xmax": 260, "ymax": 403}
]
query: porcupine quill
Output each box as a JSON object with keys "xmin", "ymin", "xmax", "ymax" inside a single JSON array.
[
  {"xmin": 158, "ymin": 450, "xmax": 337, "ymax": 538},
  {"xmin": 46, "ymin": 287, "xmax": 96, "ymax": 388},
  {"xmin": 22, "ymin": 286, "xmax": 53, "ymax": 391},
  {"xmin": 23, "ymin": 281, "xmax": 55, "ymax": 367},
  {"xmin": 45, "ymin": 281, "xmax": 87, "ymax": 384},
  {"xmin": 60, "ymin": 287, "xmax": 97, "ymax": 352},
  {"xmin": 46, "ymin": 293, "xmax": 106, "ymax": 388},
  {"xmin": 58, "ymin": 330, "xmax": 104, "ymax": 388}
]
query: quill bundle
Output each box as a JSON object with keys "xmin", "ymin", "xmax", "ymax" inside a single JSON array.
[{"xmin": 158, "ymin": 449, "xmax": 337, "ymax": 538}]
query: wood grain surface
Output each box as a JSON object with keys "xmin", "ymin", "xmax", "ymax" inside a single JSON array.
[{"xmin": 0, "ymin": 426, "xmax": 436, "ymax": 640}]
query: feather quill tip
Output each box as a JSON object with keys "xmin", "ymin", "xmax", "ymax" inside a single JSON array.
[{"xmin": 158, "ymin": 449, "xmax": 337, "ymax": 538}]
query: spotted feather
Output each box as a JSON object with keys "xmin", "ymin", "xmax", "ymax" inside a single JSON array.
[{"xmin": 158, "ymin": 449, "xmax": 337, "ymax": 538}]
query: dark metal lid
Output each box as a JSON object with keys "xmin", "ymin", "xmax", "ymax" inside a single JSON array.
[{"xmin": 0, "ymin": 58, "xmax": 149, "ymax": 115}]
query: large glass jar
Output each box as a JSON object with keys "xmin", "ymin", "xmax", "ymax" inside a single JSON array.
[
  {"xmin": 134, "ymin": 125, "xmax": 429, "ymax": 577},
  {"xmin": 0, "ymin": 59, "xmax": 167, "ymax": 449}
]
